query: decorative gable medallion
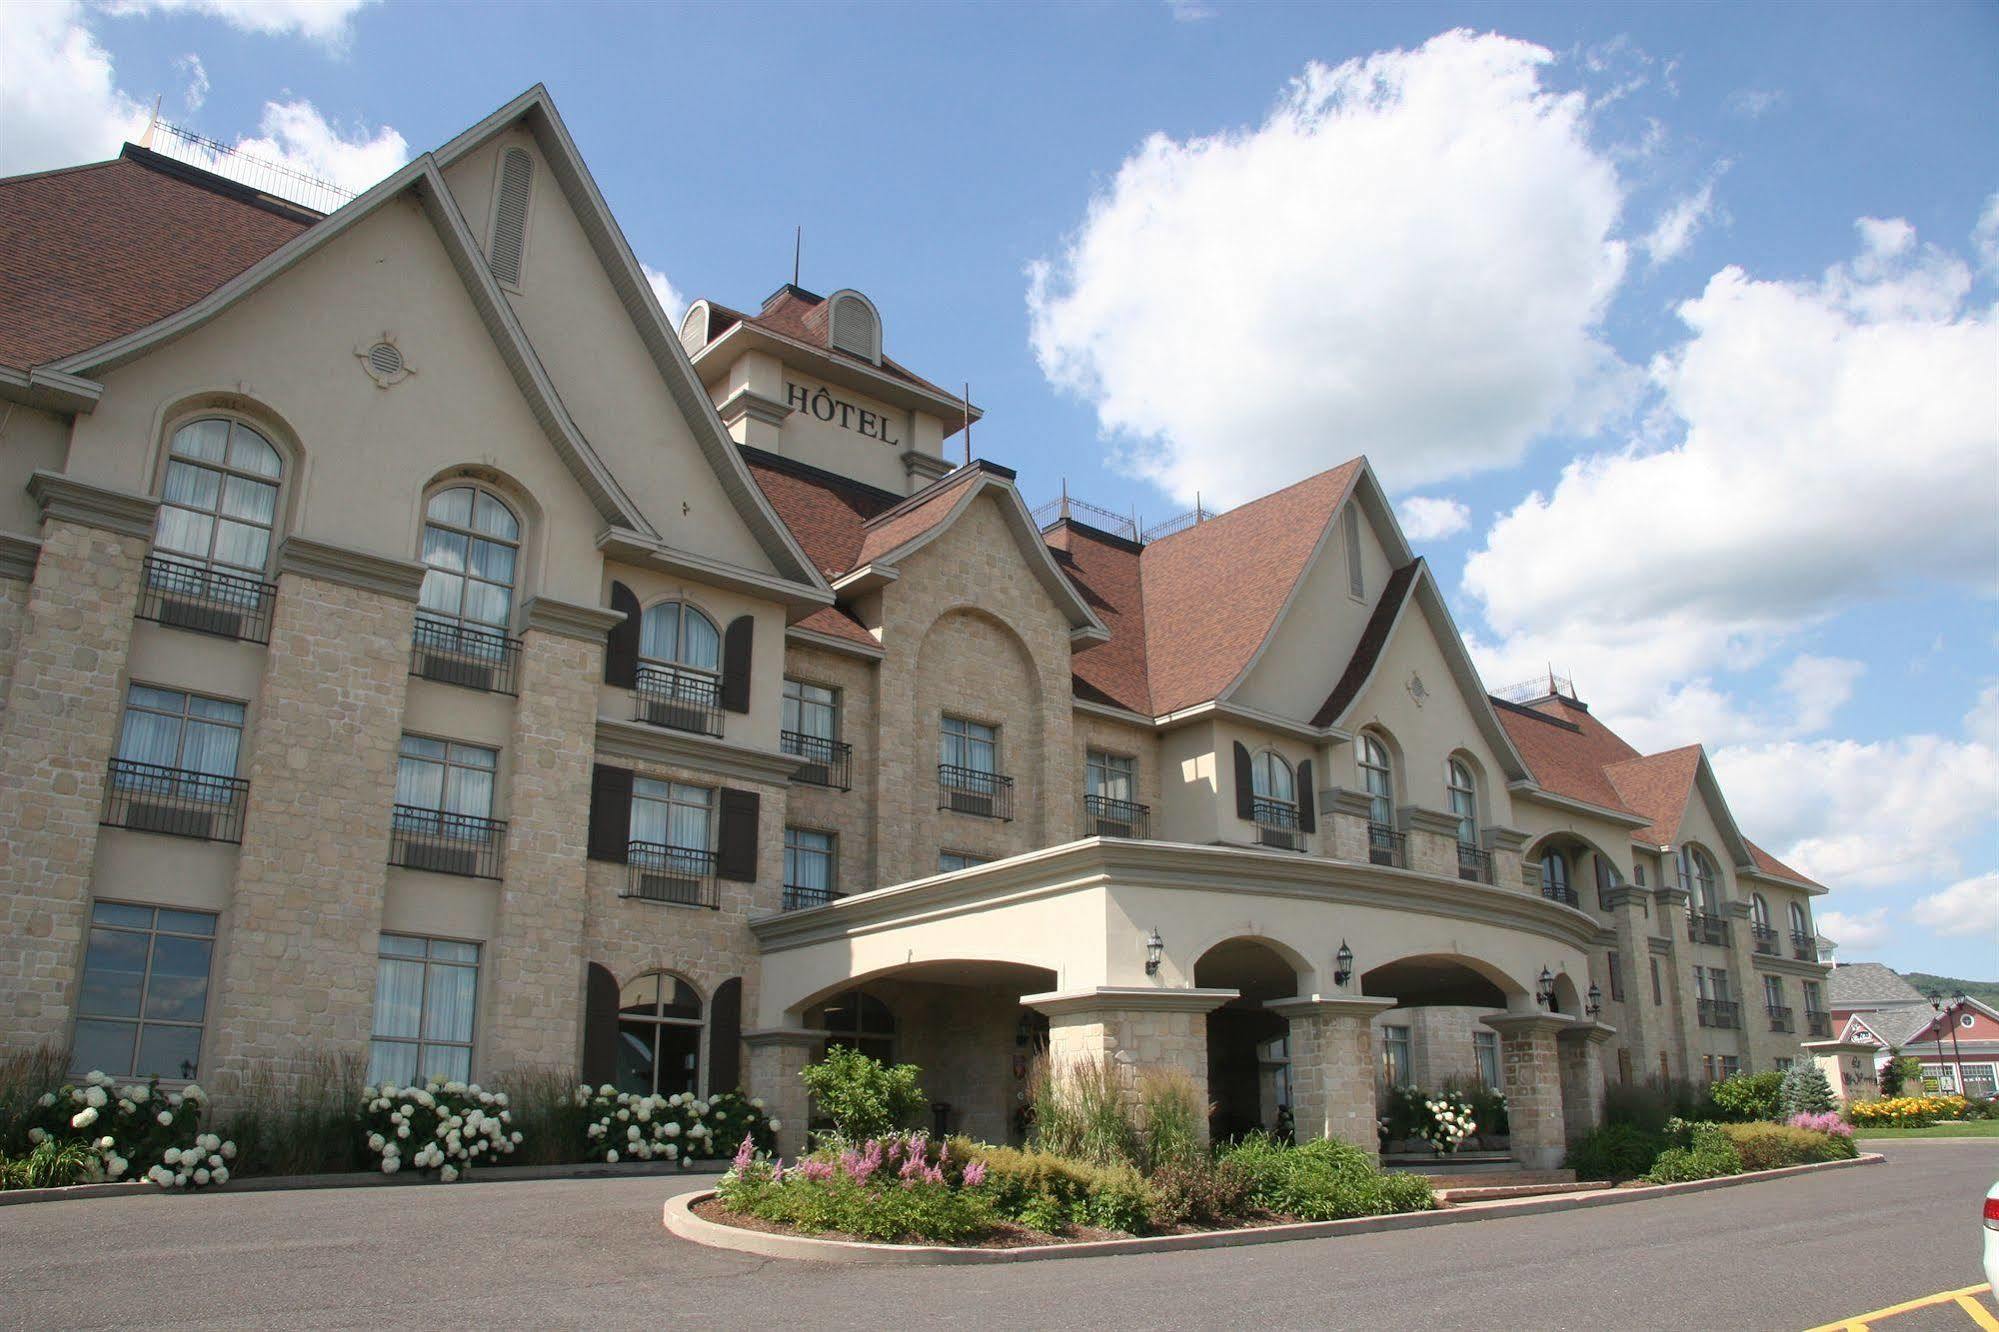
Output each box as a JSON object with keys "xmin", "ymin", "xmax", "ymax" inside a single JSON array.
[
  {"xmin": 1406, "ymin": 671, "xmax": 1429, "ymax": 708},
  {"xmin": 356, "ymin": 333, "xmax": 416, "ymax": 389}
]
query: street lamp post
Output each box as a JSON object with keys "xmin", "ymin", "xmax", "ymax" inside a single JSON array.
[
  {"xmin": 1946, "ymin": 990, "xmax": 1969, "ymax": 1096},
  {"xmin": 1927, "ymin": 991, "xmax": 1953, "ymax": 1094}
]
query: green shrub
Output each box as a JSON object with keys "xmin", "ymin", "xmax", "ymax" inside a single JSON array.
[
  {"xmin": 1222, "ymin": 1132, "xmax": 1435, "ymax": 1221},
  {"xmin": 1778, "ymin": 1063, "xmax": 1837, "ymax": 1118},
  {"xmin": 1444, "ymin": 1076, "xmax": 1510, "ymax": 1138},
  {"xmin": 1644, "ymin": 1123, "xmax": 1742, "ymax": 1183},
  {"xmin": 949, "ymin": 1139, "xmax": 1154, "ymax": 1233},
  {"xmin": 1879, "ymin": 1054, "xmax": 1917, "ymax": 1098},
  {"xmin": 220, "ymin": 1050, "xmax": 367, "ymax": 1178},
  {"xmin": 719, "ymin": 1150, "xmax": 995, "ymax": 1244},
  {"xmin": 1146, "ymin": 1157, "xmax": 1256, "ymax": 1229},
  {"xmin": 1717, "ymin": 1122, "xmax": 1858, "ymax": 1170},
  {"xmin": 1710, "ymin": 1071, "xmax": 1786, "ymax": 1122},
  {"xmin": 1604, "ymin": 1077, "xmax": 1719, "ymax": 1132},
  {"xmin": 0, "ymin": 1046, "xmax": 69, "ymax": 1157},
  {"xmin": 1136, "ymin": 1066, "xmax": 1205, "ymax": 1171},
  {"xmin": 1566, "ymin": 1123, "xmax": 1667, "ymax": 1181},
  {"xmin": 799, "ymin": 1046, "xmax": 927, "ymax": 1144},
  {"xmin": 0, "ymin": 1137, "xmax": 100, "ymax": 1190}
]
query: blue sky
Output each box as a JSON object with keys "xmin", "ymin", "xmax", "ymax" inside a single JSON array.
[{"xmin": 10, "ymin": 1, "xmax": 1996, "ymax": 976}]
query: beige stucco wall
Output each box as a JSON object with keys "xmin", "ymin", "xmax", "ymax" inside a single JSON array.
[
  {"xmin": 1231, "ymin": 496, "xmax": 1381, "ymax": 721},
  {"xmin": 0, "ymin": 405, "xmax": 68, "ymax": 535}
]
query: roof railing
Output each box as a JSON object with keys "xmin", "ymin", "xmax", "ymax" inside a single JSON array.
[{"xmin": 140, "ymin": 119, "xmax": 359, "ymax": 216}]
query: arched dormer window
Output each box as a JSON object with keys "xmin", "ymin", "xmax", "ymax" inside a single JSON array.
[
  {"xmin": 1752, "ymin": 893, "xmax": 1771, "ymax": 928},
  {"xmin": 1252, "ymin": 750, "xmax": 1295, "ymax": 806},
  {"xmin": 641, "ymin": 600, "xmax": 721, "ymax": 674},
  {"xmin": 417, "ymin": 484, "xmax": 521, "ymax": 640},
  {"xmin": 616, "ymin": 971, "xmax": 703, "ymax": 1097},
  {"xmin": 1688, "ymin": 847, "xmax": 1721, "ymax": 914},
  {"xmin": 153, "ymin": 417, "xmax": 283, "ymax": 578},
  {"xmin": 1358, "ymin": 734, "xmax": 1393, "ymax": 830},
  {"xmin": 827, "ymin": 289, "xmax": 881, "ymax": 364},
  {"xmin": 1789, "ymin": 901, "xmax": 1810, "ymax": 940},
  {"xmin": 1447, "ymin": 758, "xmax": 1478, "ymax": 847},
  {"xmin": 1541, "ymin": 850, "xmax": 1572, "ymax": 904}
]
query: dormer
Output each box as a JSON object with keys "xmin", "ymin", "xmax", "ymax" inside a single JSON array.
[{"xmin": 826, "ymin": 289, "xmax": 882, "ymax": 364}]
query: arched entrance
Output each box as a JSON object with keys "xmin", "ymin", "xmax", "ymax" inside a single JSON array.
[{"xmin": 1193, "ymin": 938, "xmax": 1303, "ymax": 1141}]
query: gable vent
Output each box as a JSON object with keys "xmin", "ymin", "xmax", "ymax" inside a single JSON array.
[
  {"xmin": 679, "ymin": 306, "xmax": 707, "ymax": 354},
  {"xmin": 828, "ymin": 292, "xmax": 880, "ymax": 364},
  {"xmin": 367, "ymin": 342, "xmax": 404, "ymax": 377},
  {"xmin": 489, "ymin": 147, "xmax": 534, "ymax": 287}
]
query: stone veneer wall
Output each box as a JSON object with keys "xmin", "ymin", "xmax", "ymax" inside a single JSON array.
[
  {"xmin": 865, "ymin": 980, "xmax": 1027, "ymax": 1143},
  {"xmin": 0, "ymin": 573, "xmax": 30, "ymax": 722},
  {"xmin": 1072, "ymin": 714, "xmax": 1161, "ymax": 842},
  {"xmin": 0, "ymin": 521, "xmax": 148, "ymax": 1052},
  {"xmin": 204, "ymin": 571, "xmax": 414, "ymax": 1091},
  {"xmin": 779, "ymin": 642, "xmax": 878, "ymax": 895}
]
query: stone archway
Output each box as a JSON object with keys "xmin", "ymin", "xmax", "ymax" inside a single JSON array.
[{"xmin": 1192, "ymin": 938, "xmax": 1304, "ymax": 1141}]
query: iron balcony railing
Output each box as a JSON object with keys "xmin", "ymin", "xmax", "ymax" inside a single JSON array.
[
  {"xmin": 388, "ymin": 805, "xmax": 506, "ymax": 880},
  {"xmin": 1541, "ymin": 874, "xmax": 1580, "ymax": 908},
  {"xmin": 1687, "ymin": 911, "xmax": 1730, "ymax": 947},
  {"xmin": 624, "ymin": 841, "xmax": 718, "ymax": 908},
  {"xmin": 136, "ymin": 555, "xmax": 276, "ymax": 645},
  {"xmin": 1790, "ymin": 931, "xmax": 1818, "ymax": 962},
  {"xmin": 633, "ymin": 664, "xmax": 724, "ymax": 737},
  {"xmin": 1806, "ymin": 1010, "xmax": 1833, "ymax": 1038},
  {"xmin": 782, "ymin": 884, "xmax": 844, "ymax": 912},
  {"xmin": 1083, "ymin": 793, "xmax": 1151, "ymax": 839},
  {"xmin": 1368, "ymin": 822, "xmax": 1406, "ymax": 868},
  {"xmin": 782, "ymin": 731, "xmax": 852, "ymax": 791},
  {"xmin": 1457, "ymin": 843, "xmax": 1493, "ymax": 885},
  {"xmin": 938, "ymin": 764, "xmax": 1013, "ymax": 821},
  {"xmin": 1251, "ymin": 796, "xmax": 1301, "ymax": 850},
  {"xmin": 1697, "ymin": 999, "xmax": 1742, "ymax": 1030},
  {"xmin": 1751, "ymin": 924, "xmax": 1779, "ymax": 956},
  {"xmin": 410, "ymin": 618, "xmax": 521, "ymax": 696},
  {"xmin": 101, "ymin": 758, "xmax": 249, "ymax": 843},
  {"xmin": 1767, "ymin": 1004, "xmax": 1795, "ymax": 1033}
]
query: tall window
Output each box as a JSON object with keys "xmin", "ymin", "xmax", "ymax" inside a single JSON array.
[
  {"xmin": 640, "ymin": 601, "xmax": 721, "ymax": 675},
  {"xmin": 1788, "ymin": 901, "xmax": 1811, "ymax": 937},
  {"xmin": 941, "ymin": 715, "xmax": 998, "ymax": 774},
  {"xmin": 368, "ymin": 934, "xmax": 478, "ymax": 1085},
  {"xmin": 417, "ymin": 485, "xmax": 520, "ymax": 638},
  {"xmin": 116, "ymin": 685, "xmax": 244, "ymax": 781},
  {"xmin": 1763, "ymin": 975, "xmax": 1785, "ymax": 1010},
  {"xmin": 1379, "ymin": 1025, "xmax": 1411, "ymax": 1088},
  {"xmin": 1087, "ymin": 750, "xmax": 1135, "ymax": 802},
  {"xmin": 617, "ymin": 972, "xmax": 702, "ymax": 1096},
  {"xmin": 782, "ymin": 678, "xmax": 839, "ymax": 742},
  {"xmin": 1358, "ymin": 734, "xmax": 1393, "ymax": 828},
  {"xmin": 784, "ymin": 827, "xmax": 837, "ymax": 909},
  {"xmin": 71, "ymin": 903, "xmax": 216, "ymax": 1080},
  {"xmin": 1650, "ymin": 956, "xmax": 1663, "ymax": 1005},
  {"xmin": 1473, "ymin": 1030, "xmax": 1500, "ymax": 1088},
  {"xmin": 1447, "ymin": 759, "xmax": 1477, "ymax": 846},
  {"xmin": 1751, "ymin": 894, "xmax": 1771, "ymax": 929},
  {"xmin": 1681, "ymin": 847, "xmax": 1721, "ymax": 913},
  {"xmin": 1803, "ymin": 980, "xmax": 1824, "ymax": 1014},
  {"xmin": 1253, "ymin": 750, "xmax": 1296, "ymax": 806},
  {"xmin": 394, "ymin": 735, "xmax": 497, "ymax": 821},
  {"xmin": 631, "ymin": 778, "xmax": 712, "ymax": 871},
  {"xmin": 152, "ymin": 418, "xmax": 282, "ymax": 577},
  {"xmin": 1541, "ymin": 853, "xmax": 1571, "ymax": 900},
  {"xmin": 811, "ymin": 990, "xmax": 895, "ymax": 1064},
  {"xmin": 1607, "ymin": 952, "xmax": 1625, "ymax": 1003}
]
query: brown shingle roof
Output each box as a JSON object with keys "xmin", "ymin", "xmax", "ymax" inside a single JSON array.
[
  {"xmin": 1492, "ymin": 696, "xmax": 1646, "ymax": 818},
  {"xmin": 0, "ymin": 151, "xmax": 311, "ymax": 371},
  {"xmin": 850, "ymin": 468, "xmax": 983, "ymax": 568},
  {"xmin": 740, "ymin": 447, "xmax": 902, "ymax": 579},
  {"xmin": 793, "ymin": 604, "xmax": 878, "ymax": 650},
  {"xmin": 1603, "ymin": 746, "xmax": 1703, "ymax": 846},
  {"xmin": 1745, "ymin": 839, "xmax": 1822, "ymax": 889},
  {"xmin": 1049, "ymin": 520, "xmax": 1151, "ymax": 714}
]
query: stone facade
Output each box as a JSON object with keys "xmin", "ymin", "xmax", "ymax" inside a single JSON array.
[
  {"xmin": 1278, "ymin": 996, "xmax": 1396, "ymax": 1158},
  {"xmin": 1484, "ymin": 1014, "xmax": 1570, "ymax": 1169}
]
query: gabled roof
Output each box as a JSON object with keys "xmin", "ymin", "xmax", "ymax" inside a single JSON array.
[
  {"xmin": 1745, "ymin": 839, "xmax": 1821, "ymax": 890},
  {"xmin": 1827, "ymin": 962, "xmax": 1928, "ymax": 1008},
  {"xmin": 1312, "ymin": 559, "xmax": 1422, "ymax": 727},
  {"xmin": 1047, "ymin": 519, "xmax": 1151, "ymax": 714},
  {"xmin": 741, "ymin": 445, "xmax": 902, "ymax": 579},
  {"xmin": 1603, "ymin": 746, "xmax": 1705, "ymax": 846},
  {"xmin": 849, "ymin": 467, "xmax": 985, "ymax": 569},
  {"xmin": 0, "ymin": 150, "xmax": 309, "ymax": 371},
  {"xmin": 1492, "ymin": 697, "xmax": 1647, "ymax": 820}
]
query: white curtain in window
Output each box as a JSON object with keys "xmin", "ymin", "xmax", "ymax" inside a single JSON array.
[
  {"xmin": 372, "ymin": 958, "xmax": 424, "ymax": 1040},
  {"xmin": 668, "ymin": 787, "xmax": 710, "ymax": 852},
  {"xmin": 424, "ymin": 963, "xmax": 477, "ymax": 1043},
  {"xmin": 117, "ymin": 710, "xmax": 181, "ymax": 769}
]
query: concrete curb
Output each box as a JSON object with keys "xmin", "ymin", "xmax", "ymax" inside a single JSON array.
[
  {"xmin": 661, "ymin": 1153, "xmax": 1886, "ymax": 1265},
  {"xmin": 0, "ymin": 1158, "xmax": 729, "ymax": 1208}
]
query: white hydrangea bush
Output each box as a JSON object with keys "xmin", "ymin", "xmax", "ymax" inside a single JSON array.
[
  {"xmin": 572, "ymin": 1087, "xmax": 777, "ymax": 1165},
  {"xmin": 21, "ymin": 1071, "xmax": 234, "ymax": 1188},
  {"xmin": 1417, "ymin": 1090, "xmax": 1478, "ymax": 1156},
  {"xmin": 361, "ymin": 1076, "xmax": 519, "ymax": 1182}
]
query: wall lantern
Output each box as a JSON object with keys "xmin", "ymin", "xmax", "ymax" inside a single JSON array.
[
  {"xmin": 1144, "ymin": 927, "xmax": 1164, "ymax": 977},
  {"xmin": 1333, "ymin": 940, "xmax": 1354, "ymax": 989},
  {"xmin": 1537, "ymin": 967, "xmax": 1558, "ymax": 1010},
  {"xmin": 1585, "ymin": 982, "xmax": 1603, "ymax": 1019}
]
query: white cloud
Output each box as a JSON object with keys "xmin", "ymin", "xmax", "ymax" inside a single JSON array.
[
  {"xmin": 100, "ymin": 0, "xmax": 378, "ymax": 45},
  {"xmin": 1396, "ymin": 495, "xmax": 1471, "ymax": 541},
  {"xmin": 1028, "ymin": 30, "xmax": 1631, "ymax": 505},
  {"xmin": 229, "ymin": 99, "xmax": 406, "ymax": 194},
  {"xmin": 643, "ymin": 263, "xmax": 689, "ymax": 326},
  {"xmin": 1725, "ymin": 88, "xmax": 1784, "ymax": 119},
  {"xmin": 1462, "ymin": 217, "xmax": 1996, "ymax": 746},
  {"xmin": 1641, "ymin": 179, "xmax": 1716, "ymax": 265},
  {"xmin": 1973, "ymin": 193, "xmax": 1999, "ymax": 275},
  {"xmin": 1818, "ymin": 907, "xmax": 1890, "ymax": 950},
  {"xmin": 1779, "ymin": 654, "xmax": 1864, "ymax": 733},
  {"xmin": 176, "ymin": 52, "xmax": 208, "ymax": 113},
  {"xmin": 1913, "ymin": 872, "xmax": 1998, "ymax": 938},
  {"xmin": 1165, "ymin": 0, "xmax": 1217, "ymax": 20},
  {"xmin": 0, "ymin": 1, "xmax": 152, "ymax": 175}
]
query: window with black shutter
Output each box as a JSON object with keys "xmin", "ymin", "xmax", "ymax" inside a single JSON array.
[
  {"xmin": 720, "ymin": 616, "xmax": 753, "ymax": 713},
  {"xmin": 587, "ymin": 764, "xmax": 634, "ymax": 862},
  {"xmin": 716, "ymin": 787, "xmax": 760, "ymax": 882},
  {"xmin": 604, "ymin": 582, "xmax": 640, "ymax": 687},
  {"xmin": 1233, "ymin": 741, "xmax": 1254, "ymax": 819},
  {"xmin": 582, "ymin": 961, "xmax": 621, "ymax": 1086},
  {"xmin": 1296, "ymin": 759, "xmax": 1317, "ymax": 833},
  {"xmin": 709, "ymin": 977, "xmax": 743, "ymax": 1094}
]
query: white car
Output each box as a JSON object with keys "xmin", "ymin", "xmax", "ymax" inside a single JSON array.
[{"xmin": 1986, "ymin": 1179, "xmax": 1999, "ymax": 1295}]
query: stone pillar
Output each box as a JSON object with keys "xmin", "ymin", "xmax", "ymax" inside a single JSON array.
[
  {"xmin": 0, "ymin": 533, "xmax": 43, "ymax": 723},
  {"xmin": 1397, "ymin": 806, "xmax": 1461, "ymax": 878},
  {"xmin": 1482, "ymin": 1013, "xmax": 1572, "ymax": 1169},
  {"xmin": 1657, "ymin": 886, "xmax": 1702, "ymax": 1080},
  {"xmin": 1269, "ymin": 994, "xmax": 1397, "ymax": 1158},
  {"xmin": 0, "ymin": 475, "xmax": 157, "ymax": 1054},
  {"xmin": 1557, "ymin": 1021, "xmax": 1614, "ymax": 1145},
  {"xmin": 206, "ymin": 539, "xmax": 423, "ymax": 1092},
  {"xmin": 1025, "ymin": 986, "xmax": 1235, "ymax": 1144},
  {"xmin": 745, "ymin": 1028, "xmax": 819, "ymax": 1157},
  {"xmin": 1324, "ymin": 788, "xmax": 1374, "ymax": 865},
  {"xmin": 482, "ymin": 599, "xmax": 619, "ymax": 1077}
]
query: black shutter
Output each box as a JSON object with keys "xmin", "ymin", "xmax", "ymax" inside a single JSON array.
[
  {"xmin": 720, "ymin": 615, "xmax": 753, "ymax": 713},
  {"xmin": 716, "ymin": 787, "xmax": 760, "ymax": 882},
  {"xmin": 709, "ymin": 977, "xmax": 743, "ymax": 1094},
  {"xmin": 1233, "ymin": 741, "xmax": 1255, "ymax": 819},
  {"xmin": 582, "ymin": 962, "xmax": 620, "ymax": 1086},
  {"xmin": 587, "ymin": 764, "xmax": 634, "ymax": 862},
  {"xmin": 604, "ymin": 581, "xmax": 641, "ymax": 687},
  {"xmin": 1297, "ymin": 759, "xmax": 1317, "ymax": 833}
]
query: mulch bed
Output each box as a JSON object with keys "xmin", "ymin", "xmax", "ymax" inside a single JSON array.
[{"xmin": 690, "ymin": 1196, "xmax": 1327, "ymax": 1248}]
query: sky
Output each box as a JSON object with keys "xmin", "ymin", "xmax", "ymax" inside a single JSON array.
[{"xmin": 6, "ymin": 0, "xmax": 1995, "ymax": 977}]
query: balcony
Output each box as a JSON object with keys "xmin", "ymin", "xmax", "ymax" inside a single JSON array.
[
  {"xmin": 632, "ymin": 664, "xmax": 723, "ymax": 737},
  {"xmin": 782, "ymin": 731, "xmax": 852, "ymax": 791},
  {"xmin": 1790, "ymin": 931, "xmax": 1818, "ymax": 963},
  {"xmin": 1697, "ymin": 999, "xmax": 1742, "ymax": 1030},
  {"xmin": 1083, "ymin": 793, "xmax": 1151, "ymax": 840},
  {"xmin": 1456, "ymin": 843, "xmax": 1493, "ymax": 885},
  {"xmin": 388, "ymin": 805, "xmax": 506, "ymax": 880},
  {"xmin": 1751, "ymin": 924, "xmax": 1779, "ymax": 956},
  {"xmin": 1767, "ymin": 1004, "xmax": 1795, "ymax": 1033},
  {"xmin": 1251, "ymin": 796, "xmax": 1301, "ymax": 850},
  {"xmin": 783, "ymin": 884, "xmax": 844, "ymax": 912},
  {"xmin": 410, "ymin": 618, "xmax": 521, "ymax": 696},
  {"xmin": 1806, "ymin": 1010, "xmax": 1832, "ymax": 1038},
  {"xmin": 1687, "ymin": 911, "xmax": 1730, "ymax": 947},
  {"xmin": 938, "ymin": 764, "xmax": 1013, "ymax": 821},
  {"xmin": 1540, "ymin": 874, "xmax": 1579, "ymax": 909},
  {"xmin": 101, "ymin": 758, "xmax": 249, "ymax": 843},
  {"xmin": 136, "ymin": 555, "xmax": 275, "ymax": 645},
  {"xmin": 1368, "ymin": 822, "xmax": 1406, "ymax": 868},
  {"xmin": 624, "ymin": 842, "xmax": 718, "ymax": 908}
]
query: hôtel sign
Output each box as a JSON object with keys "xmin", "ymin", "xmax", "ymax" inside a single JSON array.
[{"xmin": 786, "ymin": 382, "xmax": 902, "ymax": 446}]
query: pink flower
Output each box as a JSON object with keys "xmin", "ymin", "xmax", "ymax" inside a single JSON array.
[
  {"xmin": 962, "ymin": 1160, "xmax": 987, "ymax": 1187},
  {"xmin": 800, "ymin": 1159, "xmax": 835, "ymax": 1182},
  {"xmin": 733, "ymin": 1134, "xmax": 757, "ymax": 1171},
  {"xmin": 771, "ymin": 1159, "xmax": 786, "ymax": 1183}
]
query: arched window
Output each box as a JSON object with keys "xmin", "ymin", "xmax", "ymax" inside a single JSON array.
[
  {"xmin": 810, "ymin": 990, "xmax": 895, "ymax": 1064},
  {"xmin": 152, "ymin": 418, "xmax": 283, "ymax": 577},
  {"xmin": 616, "ymin": 972, "xmax": 702, "ymax": 1096},
  {"xmin": 1751, "ymin": 894, "xmax": 1771, "ymax": 929},
  {"xmin": 1358, "ymin": 734, "xmax": 1393, "ymax": 829},
  {"xmin": 417, "ymin": 484, "xmax": 521, "ymax": 640},
  {"xmin": 1447, "ymin": 758, "xmax": 1478, "ymax": 846},
  {"xmin": 827, "ymin": 290, "xmax": 881, "ymax": 364},
  {"xmin": 1789, "ymin": 901, "xmax": 1810, "ymax": 939},
  {"xmin": 1689, "ymin": 848, "xmax": 1721, "ymax": 913},
  {"xmin": 640, "ymin": 601, "xmax": 721, "ymax": 673},
  {"xmin": 1252, "ymin": 750, "xmax": 1295, "ymax": 805},
  {"xmin": 1541, "ymin": 850, "xmax": 1572, "ymax": 903}
]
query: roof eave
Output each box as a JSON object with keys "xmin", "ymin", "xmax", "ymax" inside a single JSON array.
[
  {"xmin": 0, "ymin": 366, "xmax": 100, "ymax": 414},
  {"xmin": 691, "ymin": 320, "xmax": 982, "ymax": 426},
  {"xmin": 1506, "ymin": 782, "xmax": 1654, "ymax": 829},
  {"xmin": 598, "ymin": 526, "xmax": 834, "ymax": 614}
]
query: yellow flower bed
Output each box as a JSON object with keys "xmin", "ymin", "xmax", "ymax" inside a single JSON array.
[{"xmin": 1846, "ymin": 1094, "xmax": 1967, "ymax": 1126}]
